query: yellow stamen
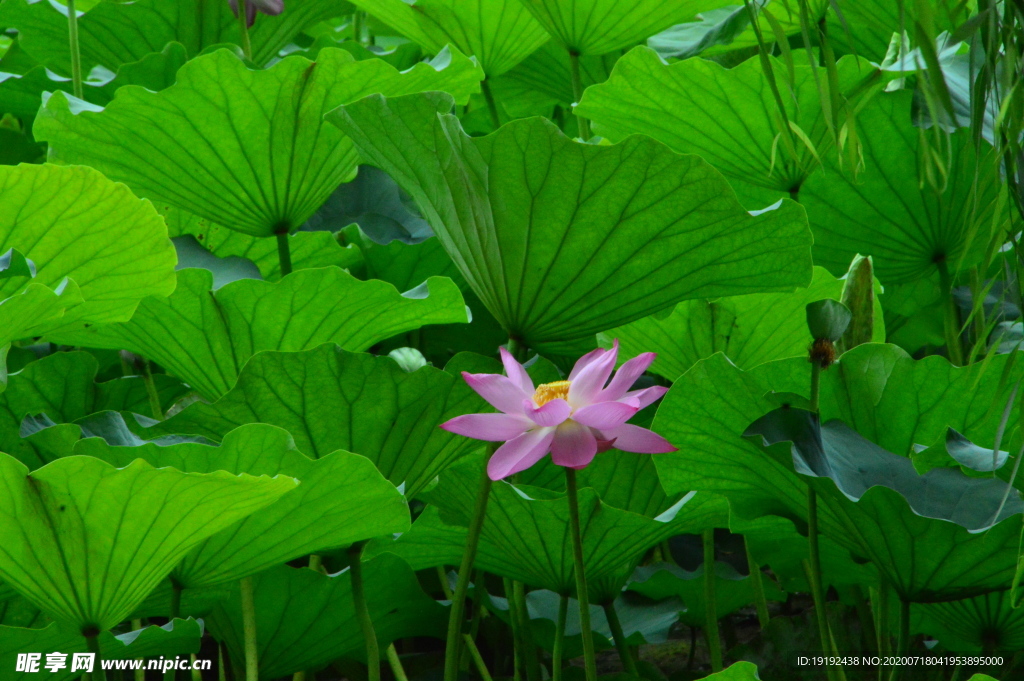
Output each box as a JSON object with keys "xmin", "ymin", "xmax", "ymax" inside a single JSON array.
[{"xmin": 533, "ymin": 380, "xmax": 570, "ymax": 406}]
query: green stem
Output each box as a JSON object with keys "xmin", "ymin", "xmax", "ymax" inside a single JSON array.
[
  {"xmin": 66, "ymin": 0, "xmax": 83, "ymax": 99},
  {"xmin": 236, "ymin": 1, "xmax": 253, "ymax": 60},
  {"xmin": 810, "ymin": 362, "xmax": 822, "ymax": 413},
  {"xmin": 507, "ymin": 337, "xmax": 527, "ymax": 363},
  {"xmin": 702, "ymin": 529, "xmax": 723, "ymax": 672},
  {"xmin": 276, "ymin": 232, "xmax": 293, "ymax": 278},
  {"xmin": 567, "ymin": 51, "xmax": 591, "ymax": 141},
  {"xmin": 513, "ymin": 580, "xmax": 541, "ymax": 681},
  {"xmin": 887, "ymin": 599, "xmax": 910, "ymax": 681},
  {"xmin": 603, "ymin": 601, "xmax": 639, "ymax": 677},
  {"xmin": 566, "ymin": 468, "xmax": 598, "ymax": 681},
  {"xmin": 240, "ymin": 576, "xmax": 259, "ymax": 681},
  {"xmin": 349, "ymin": 541, "xmax": 379, "ymax": 681},
  {"xmin": 143, "ymin": 360, "xmax": 164, "ymax": 421},
  {"xmin": 437, "ymin": 566, "xmax": 454, "ymax": 600},
  {"xmin": 85, "ymin": 632, "xmax": 106, "ymax": 681},
  {"xmin": 937, "ymin": 260, "xmax": 964, "ymax": 366},
  {"xmin": 131, "ymin": 620, "xmax": 145, "ymax": 681},
  {"xmin": 386, "ymin": 644, "xmax": 409, "ymax": 681},
  {"xmin": 481, "ymin": 79, "xmax": 501, "ymax": 130},
  {"xmin": 218, "ymin": 642, "xmax": 227, "ymax": 681},
  {"xmin": 806, "ymin": 493, "xmax": 841, "ymax": 681},
  {"xmin": 443, "ymin": 466, "xmax": 494, "ymax": 681},
  {"xmin": 552, "ymin": 594, "xmax": 568, "ymax": 681},
  {"xmin": 745, "ymin": 538, "xmax": 771, "ymax": 630},
  {"xmin": 504, "ymin": 577, "xmax": 524, "ymax": 681},
  {"xmin": 463, "ymin": 634, "xmax": 494, "ymax": 681}
]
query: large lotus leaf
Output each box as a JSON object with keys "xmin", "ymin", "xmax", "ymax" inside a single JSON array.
[
  {"xmin": 328, "ymin": 91, "xmax": 812, "ymax": 348},
  {"xmin": 515, "ymin": 0, "xmax": 723, "ymax": 55},
  {"xmin": 0, "ymin": 164, "xmax": 176, "ymax": 344},
  {"xmin": 35, "ymin": 47, "xmax": 483, "ymax": 239},
  {"xmin": 348, "ymin": 0, "xmax": 549, "ymax": 77},
  {"xmin": 148, "ymin": 345, "xmax": 485, "ymax": 498},
  {"xmin": 129, "ymin": 580, "xmax": 232, "ymax": 621},
  {"xmin": 0, "ymin": 618, "xmax": 203, "ymax": 681},
  {"xmin": 205, "ymin": 555, "xmax": 447, "ymax": 678},
  {"xmin": 0, "ymin": 0, "xmax": 343, "ymax": 70},
  {"xmin": 800, "ymin": 90, "xmax": 1004, "ymax": 284},
  {"xmin": 75, "ymin": 422, "xmax": 410, "ymax": 588},
  {"xmin": 0, "ymin": 127, "xmax": 43, "ymax": 164},
  {"xmin": 491, "ymin": 39, "xmax": 619, "ymax": 110},
  {"xmin": 372, "ymin": 457, "xmax": 726, "ymax": 594},
  {"xmin": 653, "ymin": 347, "xmax": 1023, "ymax": 602},
  {"xmin": 914, "ymin": 591, "xmax": 1024, "ymax": 653},
  {"xmin": 163, "ymin": 205, "xmax": 363, "ymax": 281},
  {"xmin": 0, "ymin": 452, "xmax": 295, "ymax": 632},
  {"xmin": 602, "ymin": 266, "xmax": 884, "ymax": 382},
  {"xmin": 0, "ymin": 351, "xmax": 189, "ymax": 470},
  {"xmin": 49, "ymin": 267, "xmax": 467, "ymax": 400},
  {"xmin": 576, "ymin": 48, "xmax": 879, "ymax": 207},
  {"xmin": 627, "ymin": 561, "xmax": 785, "ymax": 627},
  {"xmin": 345, "ymin": 227, "xmax": 464, "ymax": 293},
  {"xmin": 695, "ymin": 662, "xmax": 761, "ymax": 680},
  {"xmin": 827, "ymin": 0, "xmax": 961, "ymax": 62}
]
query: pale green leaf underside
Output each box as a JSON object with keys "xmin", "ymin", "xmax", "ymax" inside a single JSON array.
[
  {"xmin": 603, "ymin": 266, "xmax": 885, "ymax": 381},
  {"xmin": 800, "ymin": 91, "xmax": 1003, "ymax": 284},
  {"xmin": 149, "ymin": 345, "xmax": 486, "ymax": 498},
  {"xmin": 80, "ymin": 423, "xmax": 410, "ymax": 589},
  {"xmin": 349, "ymin": 0, "xmax": 549, "ymax": 77},
  {"xmin": 35, "ymin": 47, "xmax": 484, "ymax": 238},
  {"xmin": 50, "ymin": 267, "xmax": 467, "ymax": 400},
  {"xmin": 0, "ymin": 164, "xmax": 176, "ymax": 345},
  {"xmin": 517, "ymin": 0, "xmax": 727, "ymax": 55},
  {"xmin": 329, "ymin": 92, "xmax": 812, "ymax": 347},
  {"xmin": 577, "ymin": 47, "xmax": 877, "ymax": 206},
  {"xmin": 206, "ymin": 555, "xmax": 447, "ymax": 678},
  {"xmin": 0, "ymin": 453, "xmax": 295, "ymax": 632}
]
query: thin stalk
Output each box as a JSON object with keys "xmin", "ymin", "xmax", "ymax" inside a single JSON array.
[
  {"xmin": 603, "ymin": 601, "xmax": 639, "ymax": 677},
  {"xmin": 566, "ymin": 468, "xmax": 598, "ymax": 681},
  {"xmin": 463, "ymin": 634, "xmax": 494, "ymax": 681},
  {"xmin": 481, "ymin": 79, "xmax": 502, "ymax": 130},
  {"xmin": 240, "ymin": 576, "xmax": 259, "ymax": 681},
  {"xmin": 235, "ymin": 1, "xmax": 253, "ymax": 60},
  {"xmin": 937, "ymin": 260, "xmax": 965, "ymax": 366},
  {"xmin": 191, "ymin": 656, "xmax": 203, "ymax": 681},
  {"xmin": 348, "ymin": 541, "xmax": 380, "ymax": 681},
  {"xmin": 806, "ymin": 494, "xmax": 841, "ymax": 681},
  {"xmin": 567, "ymin": 51, "xmax": 591, "ymax": 141},
  {"xmin": 745, "ymin": 538, "xmax": 771, "ymax": 630},
  {"xmin": 552, "ymin": 594, "xmax": 568, "ymax": 681},
  {"xmin": 66, "ymin": 0, "xmax": 83, "ymax": 99},
  {"xmin": 218, "ymin": 643, "xmax": 227, "ymax": 681},
  {"xmin": 507, "ymin": 337, "xmax": 527, "ymax": 363},
  {"xmin": 276, "ymin": 232, "xmax": 293, "ymax": 278},
  {"xmin": 437, "ymin": 566, "xmax": 454, "ymax": 600},
  {"xmin": 131, "ymin": 619, "xmax": 145, "ymax": 681},
  {"xmin": 849, "ymin": 585, "xmax": 877, "ymax": 653},
  {"xmin": 513, "ymin": 580, "xmax": 541, "ymax": 681},
  {"xmin": 386, "ymin": 644, "xmax": 409, "ymax": 681},
  {"xmin": 504, "ymin": 577, "xmax": 524, "ymax": 681},
  {"xmin": 309, "ymin": 554, "xmax": 323, "ymax": 573},
  {"xmin": 166, "ymin": 584, "xmax": 182, "ymax": 681},
  {"xmin": 810, "ymin": 362, "xmax": 822, "ymax": 413},
  {"xmin": 85, "ymin": 632, "xmax": 106, "ymax": 681},
  {"xmin": 702, "ymin": 529, "xmax": 723, "ymax": 672},
  {"xmin": 888, "ymin": 599, "xmax": 911, "ymax": 681},
  {"xmin": 443, "ymin": 466, "xmax": 494, "ymax": 681},
  {"xmin": 142, "ymin": 360, "xmax": 164, "ymax": 421}
]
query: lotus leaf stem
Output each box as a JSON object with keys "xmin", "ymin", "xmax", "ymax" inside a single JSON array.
[
  {"xmin": 66, "ymin": 0, "xmax": 83, "ymax": 99},
  {"xmin": 603, "ymin": 600, "xmax": 639, "ymax": 677},
  {"xmin": 702, "ymin": 528, "xmax": 723, "ymax": 672},
  {"xmin": 552, "ymin": 594, "xmax": 568, "ymax": 681},
  {"xmin": 567, "ymin": 52, "xmax": 591, "ymax": 141},
  {"xmin": 240, "ymin": 576, "xmax": 259, "ymax": 681},
  {"xmin": 348, "ymin": 540, "xmax": 379, "ymax": 681},
  {"xmin": 566, "ymin": 468, "xmax": 598, "ymax": 681}
]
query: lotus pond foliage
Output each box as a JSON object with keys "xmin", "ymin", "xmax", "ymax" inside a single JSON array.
[{"xmin": 0, "ymin": 1, "xmax": 1022, "ymax": 681}]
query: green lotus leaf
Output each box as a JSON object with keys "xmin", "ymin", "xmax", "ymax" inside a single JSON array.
[
  {"xmin": 205, "ymin": 555, "xmax": 448, "ymax": 679},
  {"xmin": 800, "ymin": 91, "xmax": 1003, "ymax": 284},
  {"xmin": 348, "ymin": 0, "xmax": 549, "ymax": 77},
  {"xmin": 646, "ymin": 5, "xmax": 756, "ymax": 60},
  {"xmin": 0, "ymin": 164, "xmax": 177, "ymax": 345},
  {"xmin": 164, "ymin": 206, "xmax": 363, "ymax": 281},
  {"xmin": 35, "ymin": 47, "xmax": 484, "ymax": 238},
  {"xmin": 148, "ymin": 345, "xmax": 486, "ymax": 498},
  {"xmin": 328, "ymin": 91, "xmax": 812, "ymax": 348},
  {"xmin": 129, "ymin": 581, "xmax": 232, "ymax": 621},
  {"xmin": 345, "ymin": 226, "xmax": 463, "ymax": 292},
  {"xmin": 372, "ymin": 456, "xmax": 726, "ymax": 595},
  {"xmin": 0, "ymin": 0, "xmax": 343, "ymax": 71},
  {"xmin": 0, "ymin": 127, "xmax": 44, "ymax": 165},
  {"xmin": 577, "ymin": 47, "xmax": 880, "ymax": 207},
  {"xmin": 653, "ymin": 345, "xmax": 1024, "ymax": 602},
  {"xmin": 516, "ymin": 0, "xmax": 721, "ymax": 55},
  {"xmin": 50, "ymin": 267, "xmax": 466, "ymax": 400},
  {"xmin": 0, "ymin": 351, "xmax": 189, "ymax": 469},
  {"xmin": 914, "ymin": 591, "xmax": 1024, "ymax": 653},
  {"xmin": 694, "ymin": 662, "xmax": 761, "ymax": 680},
  {"xmin": 627, "ymin": 561, "xmax": 785, "ymax": 627},
  {"xmin": 78, "ymin": 422, "xmax": 410, "ymax": 588},
  {"xmin": 492, "ymin": 39, "xmax": 619, "ymax": 109},
  {"xmin": 0, "ymin": 619, "xmax": 203, "ymax": 681},
  {"xmin": 826, "ymin": 0, "xmax": 961, "ymax": 62},
  {"xmin": 602, "ymin": 266, "xmax": 885, "ymax": 382},
  {"xmin": 0, "ymin": 452, "xmax": 296, "ymax": 633}
]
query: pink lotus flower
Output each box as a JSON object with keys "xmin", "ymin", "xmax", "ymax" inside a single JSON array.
[{"xmin": 441, "ymin": 341, "xmax": 676, "ymax": 481}]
